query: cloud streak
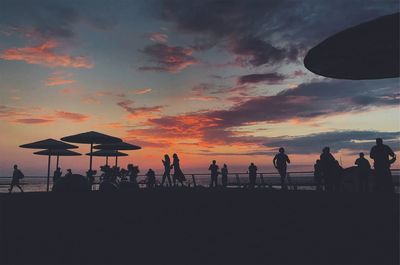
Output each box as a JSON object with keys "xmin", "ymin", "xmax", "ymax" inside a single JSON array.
[
  {"xmin": 0, "ymin": 40, "xmax": 93, "ymax": 68},
  {"xmin": 139, "ymin": 43, "xmax": 197, "ymax": 73}
]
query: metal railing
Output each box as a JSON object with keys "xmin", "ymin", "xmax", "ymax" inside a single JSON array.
[{"xmin": 1, "ymin": 169, "xmax": 399, "ymax": 193}]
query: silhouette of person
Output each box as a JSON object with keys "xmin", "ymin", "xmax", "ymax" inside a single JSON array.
[
  {"xmin": 314, "ymin": 160, "xmax": 323, "ymax": 191},
  {"xmin": 208, "ymin": 160, "xmax": 219, "ymax": 187},
  {"xmin": 53, "ymin": 167, "xmax": 62, "ymax": 183},
  {"xmin": 319, "ymin": 147, "xmax": 337, "ymax": 192},
  {"xmin": 86, "ymin": 169, "xmax": 96, "ymax": 187},
  {"xmin": 370, "ymin": 138, "xmax": 396, "ymax": 192},
  {"xmin": 9, "ymin": 164, "xmax": 24, "ymax": 193},
  {"xmin": 146, "ymin": 169, "xmax": 156, "ymax": 188},
  {"xmin": 273, "ymin": 147, "xmax": 291, "ymax": 190},
  {"xmin": 65, "ymin": 169, "xmax": 72, "ymax": 178},
  {"xmin": 171, "ymin": 153, "xmax": 186, "ymax": 186},
  {"xmin": 127, "ymin": 164, "xmax": 139, "ymax": 188},
  {"xmin": 248, "ymin": 163, "xmax": 258, "ymax": 188},
  {"xmin": 221, "ymin": 164, "xmax": 228, "ymax": 187},
  {"xmin": 161, "ymin": 154, "xmax": 172, "ymax": 187},
  {"xmin": 355, "ymin": 152, "xmax": 371, "ymax": 192}
]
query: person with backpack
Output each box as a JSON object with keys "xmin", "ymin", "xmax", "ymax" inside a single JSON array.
[{"xmin": 9, "ymin": 164, "xmax": 24, "ymax": 193}]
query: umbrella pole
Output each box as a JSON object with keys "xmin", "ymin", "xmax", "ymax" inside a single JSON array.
[
  {"xmin": 89, "ymin": 143, "xmax": 93, "ymax": 172},
  {"xmin": 56, "ymin": 155, "xmax": 59, "ymax": 169},
  {"xmin": 106, "ymin": 156, "xmax": 108, "ymax": 166},
  {"xmin": 47, "ymin": 154, "xmax": 51, "ymax": 192},
  {"xmin": 115, "ymin": 155, "xmax": 118, "ymax": 167}
]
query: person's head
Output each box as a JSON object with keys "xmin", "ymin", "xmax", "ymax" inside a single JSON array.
[
  {"xmin": 164, "ymin": 154, "xmax": 170, "ymax": 160},
  {"xmin": 316, "ymin": 159, "xmax": 320, "ymax": 164},
  {"xmin": 212, "ymin": 160, "xmax": 216, "ymax": 164},
  {"xmin": 250, "ymin": 162, "xmax": 254, "ymax": 166},
  {"xmin": 279, "ymin": 147, "xmax": 285, "ymax": 153},
  {"xmin": 223, "ymin": 164, "xmax": 227, "ymax": 168},
  {"xmin": 376, "ymin": 138, "xmax": 383, "ymax": 145},
  {"xmin": 359, "ymin": 152, "xmax": 365, "ymax": 158},
  {"xmin": 322, "ymin": 147, "xmax": 330, "ymax": 153},
  {"xmin": 67, "ymin": 169, "xmax": 72, "ymax": 173},
  {"xmin": 57, "ymin": 167, "xmax": 60, "ymax": 170},
  {"xmin": 13, "ymin": 164, "xmax": 17, "ymax": 169},
  {"xmin": 173, "ymin": 153, "xmax": 178, "ymax": 159}
]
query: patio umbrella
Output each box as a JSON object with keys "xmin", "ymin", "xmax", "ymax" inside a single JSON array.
[
  {"xmin": 61, "ymin": 131, "xmax": 122, "ymax": 172},
  {"xmin": 86, "ymin": 150, "xmax": 128, "ymax": 166},
  {"xmin": 304, "ymin": 12, "xmax": 399, "ymax": 80},
  {"xmin": 20, "ymin": 139, "xmax": 78, "ymax": 192},
  {"xmin": 93, "ymin": 142, "xmax": 141, "ymax": 166},
  {"xmin": 33, "ymin": 149, "xmax": 81, "ymax": 169}
]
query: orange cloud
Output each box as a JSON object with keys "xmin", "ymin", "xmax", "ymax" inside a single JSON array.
[
  {"xmin": 55, "ymin": 111, "xmax": 89, "ymax": 122},
  {"xmin": 133, "ymin": 88, "xmax": 152, "ymax": 95},
  {"xmin": 45, "ymin": 71, "xmax": 75, "ymax": 86},
  {"xmin": 0, "ymin": 40, "xmax": 93, "ymax": 68},
  {"xmin": 14, "ymin": 118, "xmax": 54, "ymax": 124}
]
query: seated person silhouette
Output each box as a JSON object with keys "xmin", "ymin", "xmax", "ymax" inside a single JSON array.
[
  {"xmin": 208, "ymin": 160, "xmax": 219, "ymax": 187},
  {"xmin": 146, "ymin": 169, "xmax": 156, "ymax": 188},
  {"xmin": 53, "ymin": 167, "xmax": 62, "ymax": 183},
  {"xmin": 370, "ymin": 138, "xmax": 396, "ymax": 192},
  {"xmin": 355, "ymin": 152, "xmax": 371, "ymax": 192},
  {"xmin": 9, "ymin": 164, "xmax": 24, "ymax": 193},
  {"xmin": 273, "ymin": 147, "xmax": 291, "ymax": 190}
]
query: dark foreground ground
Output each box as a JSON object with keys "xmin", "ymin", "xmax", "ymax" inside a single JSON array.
[{"xmin": 0, "ymin": 190, "xmax": 399, "ymax": 264}]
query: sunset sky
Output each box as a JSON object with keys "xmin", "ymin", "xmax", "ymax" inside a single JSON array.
[{"xmin": 0, "ymin": 0, "xmax": 399, "ymax": 176}]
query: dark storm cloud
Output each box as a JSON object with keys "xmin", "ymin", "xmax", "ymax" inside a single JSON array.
[
  {"xmin": 0, "ymin": 0, "xmax": 117, "ymax": 39},
  {"xmin": 263, "ymin": 131, "xmax": 400, "ymax": 154},
  {"xmin": 209, "ymin": 79, "xmax": 399, "ymax": 127},
  {"xmin": 158, "ymin": 0, "xmax": 398, "ymax": 67},
  {"xmin": 138, "ymin": 43, "xmax": 198, "ymax": 73},
  {"xmin": 230, "ymin": 36, "xmax": 300, "ymax": 67},
  {"xmin": 238, "ymin": 72, "xmax": 286, "ymax": 84}
]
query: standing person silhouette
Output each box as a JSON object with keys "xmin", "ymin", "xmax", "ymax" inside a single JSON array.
[
  {"xmin": 248, "ymin": 163, "xmax": 258, "ymax": 188},
  {"xmin": 9, "ymin": 164, "xmax": 24, "ymax": 193},
  {"xmin": 273, "ymin": 147, "xmax": 291, "ymax": 190},
  {"xmin": 355, "ymin": 153, "xmax": 371, "ymax": 192},
  {"xmin": 221, "ymin": 164, "xmax": 228, "ymax": 188},
  {"xmin": 171, "ymin": 153, "xmax": 186, "ymax": 186},
  {"xmin": 314, "ymin": 160, "xmax": 323, "ymax": 191},
  {"xmin": 208, "ymin": 160, "xmax": 219, "ymax": 187},
  {"xmin": 370, "ymin": 138, "xmax": 396, "ymax": 192},
  {"xmin": 319, "ymin": 147, "xmax": 337, "ymax": 192},
  {"xmin": 161, "ymin": 154, "xmax": 172, "ymax": 187}
]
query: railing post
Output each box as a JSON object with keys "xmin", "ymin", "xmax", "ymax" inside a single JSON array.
[
  {"xmin": 235, "ymin": 174, "xmax": 240, "ymax": 187},
  {"xmin": 260, "ymin": 173, "xmax": 265, "ymax": 188},
  {"xmin": 191, "ymin": 174, "xmax": 197, "ymax": 187}
]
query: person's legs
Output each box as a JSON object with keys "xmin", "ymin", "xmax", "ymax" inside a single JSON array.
[
  {"xmin": 278, "ymin": 168, "xmax": 287, "ymax": 190},
  {"xmin": 166, "ymin": 174, "xmax": 172, "ymax": 187},
  {"xmin": 17, "ymin": 184, "xmax": 23, "ymax": 192},
  {"xmin": 8, "ymin": 184, "xmax": 14, "ymax": 193}
]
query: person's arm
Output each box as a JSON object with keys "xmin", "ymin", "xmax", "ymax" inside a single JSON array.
[
  {"xmin": 286, "ymin": 155, "xmax": 290, "ymax": 164},
  {"xmin": 387, "ymin": 146, "xmax": 395, "ymax": 158},
  {"xmin": 370, "ymin": 147, "xmax": 375, "ymax": 159},
  {"xmin": 273, "ymin": 155, "xmax": 277, "ymax": 168}
]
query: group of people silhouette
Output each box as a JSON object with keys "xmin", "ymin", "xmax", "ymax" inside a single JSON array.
[{"xmin": 8, "ymin": 138, "xmax": 397, "ymax": 193}]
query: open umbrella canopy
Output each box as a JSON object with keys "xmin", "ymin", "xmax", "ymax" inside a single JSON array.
[
  {"xmin": 61, "ymin": 131, "xmax": 122, "ymax": 144},
  {"xmin": 34, "ymin": 149, "xmax": 82, "ymax": 156},
  {"xmin": 304, "ymin": 12, "xmax": 399, "ymax": 80},
  {"xmin": 20, "ymin": 139, "xmax": 78, "ymax": 192},
  {"xmin": 93, "ymin": 142, "xmax": 141, "ymax": 151},
  {"xmin": 61, "ymin": 131, "xmax": 122, "ymax": 172},
  {"xmin": 20, "ymin": 138, "xmax": 78, "ymax": 149},
  {"xmin": 86, "ymin": 150, "xmax": 128, "ymax": 157}
]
